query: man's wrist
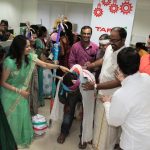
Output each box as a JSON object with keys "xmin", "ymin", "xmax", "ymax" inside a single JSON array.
[{"xmin": 87, "ymin": 63, "xmax": 95, "ymax": 70}]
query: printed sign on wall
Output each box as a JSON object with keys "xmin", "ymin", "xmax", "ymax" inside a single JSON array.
[{"xmin": 91, "ymin": 0, "xmax": 137, "ymax": 46}]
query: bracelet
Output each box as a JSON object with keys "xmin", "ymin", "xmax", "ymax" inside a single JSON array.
[
  {"xmin": 15, "ymin": 88, "xmax": 19, "ymax": 93},
  {"xmin": 15, "ymin": 88, "xmax": 22, "ymax": 94},
  {"xmin": 94, "ymin": 83, "xmax": 97, "ymax": 90},
  {"xmin": 18, "ymin": 89, "xmax": 22, "ymax": 94}
]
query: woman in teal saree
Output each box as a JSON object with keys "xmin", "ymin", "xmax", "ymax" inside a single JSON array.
[
  {"xmin": 0, "ymin": 35, "xmax": 69, "ymax": 148},
  {"xmin": 35, "ymin": 26, "xmax": 52, "ymax": 106},
  {"xmin": 0, "ymin": 45, "xmax": 17, "ymax": 150}
]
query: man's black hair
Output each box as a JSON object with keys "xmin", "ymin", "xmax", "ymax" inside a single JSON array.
[
  {"xmin": 111, "ymin": 27, "xmax": 127, "ymax": 39},
  {"xmin": 81, "ymin": 26, "xmax": 92, "ymax": 34},
  {"xmin": 99, "ymin": 34, "xmax": 110, "ymax": 40},
  {"xmin": 117, "ymin": 47, "xmax": 140, "ymax": 75},
  {"xmin": 63, "ymin": 72, "xmax": 78, "ymax": 87},
  {"xmin": 136, "ymin": 42, "xmax": 147, "ymax": 51},
  {"xmin": 0, "ymin": 20, "xmax": 8, "ymax": 27}
]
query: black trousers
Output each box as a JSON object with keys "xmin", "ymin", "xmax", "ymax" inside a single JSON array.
[{"xmin": 61, "ymin": 89, "xmax": 82, "ymax": 136}]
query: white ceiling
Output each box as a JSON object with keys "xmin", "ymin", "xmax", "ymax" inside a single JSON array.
[
  {"xmin": 44, "ymin": 0, "xmax": 150, "ymax": 7},
  {"xmin": 47, "ymin": 0, "xmax": 93, "ymax": 4}
]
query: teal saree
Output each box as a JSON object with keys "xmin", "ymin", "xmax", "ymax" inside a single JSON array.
[{"xmin": 1, "ymin": 53, "xmax": 37, "ymax": 148}]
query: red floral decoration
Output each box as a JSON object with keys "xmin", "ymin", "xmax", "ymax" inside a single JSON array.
[
  {"xmin": 93, "ymin": 3, "xmax": 104, "ymax": 17},
  {"xmin": 109, "ymin": 3, "xmax": 119, "ymax": 14},
  {"xmin": 101, "ymin": 0, "xmax": 111, "ymax": 6},
  {"xmin": 120, "ymin": 0, "xmax": 133, "ymax": 15}
]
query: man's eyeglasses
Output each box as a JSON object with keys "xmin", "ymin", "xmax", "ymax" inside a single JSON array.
[
  {"xmin": 99, "ymin": 44, "xmax": 108, "ymax": 47},
  {"xmin": 110, "ymin": 38, "xmax": 122, "ymax": 43}
]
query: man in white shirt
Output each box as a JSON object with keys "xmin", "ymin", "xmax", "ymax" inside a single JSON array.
[
  {"xmin": 82, "ymin": 27, "xmax": 127, "ymax": 150},
  {"xmin": 101, "ymin": 47, "xmax": 150, "ymax": 150}
]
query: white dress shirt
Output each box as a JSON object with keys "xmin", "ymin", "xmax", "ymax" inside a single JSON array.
[
  {"xmin": 98, "ymin": 45, "xmax": 125, "ymax": 96},
  {"xmin": 103, "ymin": 72, "xmax": 150, "ymax": 150}
]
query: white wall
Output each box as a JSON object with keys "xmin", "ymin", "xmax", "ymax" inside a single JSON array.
[
  {"xmin": 21, "ymin": 0, "xmax": 38, "ymax": 24},
  {"xmin": 131, "ymin": 1, "xmax": 150, "ymax": 44},
  {"xmin": 0, "ymin": 0, "xmax": 150, "ymax": 44},
  {"xmin": 0, "ymin": 0, "xmax": 92, "ymax": 34},
  {"xmin": 37, "ymin": 1, "xmax": 92, "ymax": 33},
  {"xmin": 0, "ymin": 0, "xmax": 22, "ymax": 34},
  {"xmin": 0, "ymin": 0, "xmax": 38, "ymax": 34}
]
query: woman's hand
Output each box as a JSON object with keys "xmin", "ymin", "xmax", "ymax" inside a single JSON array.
[
  {"xmin": 20, "ymin": 90, "xmax": 30, "ymax": 99},
  {"xmin": 59, "ymin": 66, "xmax": 70, "ymax": 73}
]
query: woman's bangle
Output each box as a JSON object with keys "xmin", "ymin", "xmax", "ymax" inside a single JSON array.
[
  {"xmin": 15, "ymin": 88, "xmax": 19, "ymax": 93},
  {"xmin": 15, "ymin": 88, "xmax": 22, "ymax": 94},
  {"xmin": 18, "ymin": 89, "xmax": 22, "ymax": 94}
]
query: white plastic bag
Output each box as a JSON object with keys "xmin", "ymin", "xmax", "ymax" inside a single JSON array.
[{"xmin": 32, "ymin": 114, "xmax": 48, "ymax": 135}]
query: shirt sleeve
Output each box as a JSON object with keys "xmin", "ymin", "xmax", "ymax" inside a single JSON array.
[{"xmin": 103, "ymin": 93, "xmax": 129, "ymax": 127}]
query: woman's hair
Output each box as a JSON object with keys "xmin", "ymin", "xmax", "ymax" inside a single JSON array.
[
  {"xmin": 38, "ymin": 26, "xmax": 47, "ymax": 37},
  {"xmin": 60, "ymin": 21, "xmax": 74, "ymax": 46},
  {"xmin": 0, "ymin": 46, "xmax": 6, "ymax": 79},
  {"xmin": 117, "ymin": 47, "xmax": 140, "ymax": 75},
  {"xmin": 8, "ymin": 35, "xmax": 29, "ymax": 69},
  {"xmin": 136, "ymin": 42, "xmax": 147, "ymax": 51},
  {"xmin": 30, "ymin": 25, "xmax": 39, "ymax": 35}
]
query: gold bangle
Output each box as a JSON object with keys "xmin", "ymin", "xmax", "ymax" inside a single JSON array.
[
  {"xmin": 12, "ymin": 87, "xmax": 16, "ymax": 92},
  {"xmin": 15, "ymin": 88, "xmax": 21, "ymax": 94},
  {"xmin": 15, "ymin": 88, "xmax": 18, "ymax": 93},
  {"xmin": 18, "ymin": 89, "xmax": 22, "ymax": 94}
]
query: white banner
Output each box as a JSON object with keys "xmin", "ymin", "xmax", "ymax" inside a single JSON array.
[{"xmin": 91, "ymin": 0, "xmax": 137, "ymax": 46}]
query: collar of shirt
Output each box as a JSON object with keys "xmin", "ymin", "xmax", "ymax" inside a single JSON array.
[
  {"xmin": 121, "ymin": 72, "xmax": 140, "ymax": 86},
  {"xmin": 85, "ymin": 45, "xmax": 92, "ymax": 50},
  {"xmin": 113, "ymin": 45, "xmax": 126, "ymax": 55},
  {"xmin": 81, "ymin": 41, "xmax": 93, "ymax": 50}
]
